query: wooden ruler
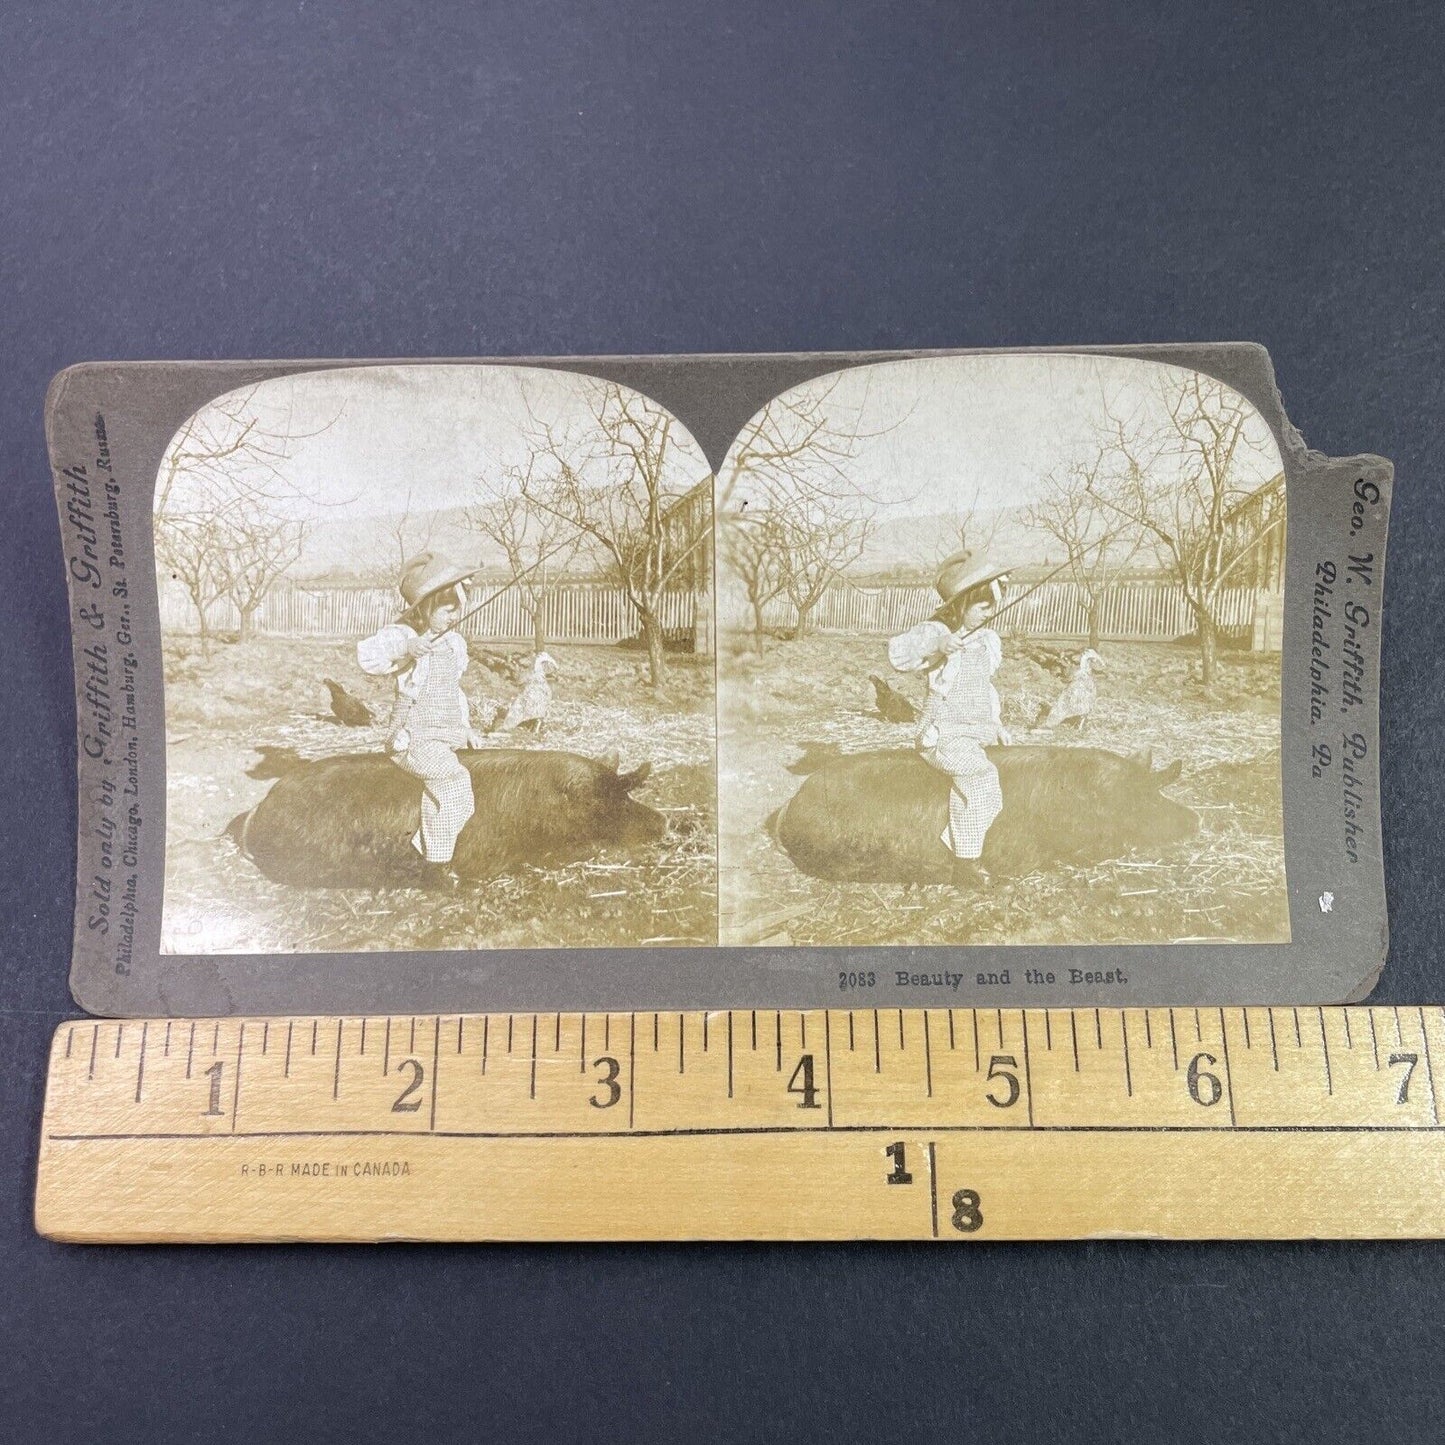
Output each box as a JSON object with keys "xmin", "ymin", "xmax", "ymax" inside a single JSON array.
[{"xmin": 34, "ymin": 1007, "xmax": 1445, "ymax": 1242}]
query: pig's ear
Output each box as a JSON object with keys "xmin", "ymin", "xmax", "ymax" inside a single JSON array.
[
  {"xmin": 599, "ymin": 749, "xmax": 621, "ymax": 774},
  {"xmin": 1153, "ymin": 759, "xmax": 1183, "ymax": 786},
  {"xmin": 616, "ymin": 761, "xmax": 652, "ymax": 792},
  {"xmin": 1130, "ymin": 746, "xmax": 1154, "ymax": 771}
]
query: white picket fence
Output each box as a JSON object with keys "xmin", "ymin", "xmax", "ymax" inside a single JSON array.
[
  {"xmin": 161, "ymin": 575, "xmax": 1273, "ymax": 647},
  {"xmin": 160, "ymin": 580, "xmax": 698, "ymax": 643},
  {"xmin": 758, "ymin": 577, "xmax": 1267, "ymax": 644}
]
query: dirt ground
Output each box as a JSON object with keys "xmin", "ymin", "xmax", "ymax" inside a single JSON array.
[
  {"xmin": 717, "ymin": 633, "xmax": 1289, "ymax": 947},
  {"xmin": 160, "ymin": 636, "xmax": 716, "ymax": 953}
]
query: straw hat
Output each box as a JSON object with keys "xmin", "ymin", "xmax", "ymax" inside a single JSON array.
[
  {"xmin": 398, "ymin": 552, "xmax": 475, "ymax": 610},
  {"xmin": 934, "ymin": 548, "xmax": 1011, "ymax": 605}
]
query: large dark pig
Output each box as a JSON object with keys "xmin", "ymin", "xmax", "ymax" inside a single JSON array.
[
  {"xmin": 771, "ymin": 744, "xmax": 1198, "ymax": 884},
  {"xmin": 228, "ymin": 747, "xmax": 666, "ymax": 887}
]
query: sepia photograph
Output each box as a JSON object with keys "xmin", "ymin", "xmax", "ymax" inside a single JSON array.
[
  {"xmin": 156, "ymin": 364, "xmax": 716, "ymax": 954},
  {"xmin": 715, "ymin": 353, "xmax": 1290, "ymax": 948}
]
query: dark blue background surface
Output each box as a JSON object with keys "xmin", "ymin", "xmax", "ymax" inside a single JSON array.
[{"xmin": 3, "ymin": 2, "xmax": 1442, "ymax": 1438}]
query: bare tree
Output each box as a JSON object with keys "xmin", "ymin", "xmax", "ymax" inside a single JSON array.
[
  {"xmin": 466, "ymin": 461, "xmax": 582, "ymax": 651},
  {"xmin": 516, "ymin": 380, "xmax": 711, "ymax": 686},
  {"xmin": 723, "ymin": 509, "xmax": 790, "ymax": 650},
  {"xmin": 775, "ymin": 502, "xmax": 874, "ymax": 638},
  {"xmin": 154, "ymin": 511, "xmax": 230, "ymax": 658},
  {"xmin": 216, "ymin": 500, "xmax": 310, "ymax": 642},
  {"xmin": 1095, "ymin": 371, "xmax": 1282, "ymax": 684},
  {"xmin": 934, "ymin": 480, "xmax": 1002, "ymax": 566},
  {"xmin": 718, "ymin": 376, "xmax": 898, "ymax": 642},
  {"xmin": 155, "ymin": 385, "xmax": 335, "ymax": 651},
  {"xmin": 1024, "ymin": 459, "xmax": 1143, "ymax": 649},
  {"xmin": 365, "ymin": 487, "xmax": 439, "ymax": 588}
]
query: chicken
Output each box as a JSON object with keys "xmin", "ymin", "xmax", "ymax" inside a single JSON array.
[
  {"xmin": 1036, "ymin": 648, "xmax": 1104, "ymax": 730},
  {"xmin": 869, "ymin": 674, "xmax": 919, "ymax": 724},
  {"xmin": 493, "ymin": 652, "xmax": 558, "ymax": 736},
  {"xmin": 324, "ymin": 677, "xmax": 373, "ymax": 727}
]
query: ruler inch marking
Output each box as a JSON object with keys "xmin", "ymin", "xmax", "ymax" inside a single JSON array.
[
  {"xmin": 332, "ymin": 1021, "xmax": 343, "ymax": 1100},
  {"xmin": 973, "ymin": 1010, "xmax": 981, "ymax": 1073},
  {"xmin": 1370, "ymin": 1008, "xmax": 1380, "ymax": 1069},
  {"xmin": 481, "ymin": 1015, "xmax": 489, "ymax": 1075},
  {"xmin": 1121, "ymin": 1011, "xmax": 1133, "ymax": 1098},
  {"xmin": 430, "ymin": 1016, "xmax": 442, "ymax": 1131},
  {"xmin": 1070, "ymin": 1011, "xmax": 1079, "ymax": 1073},
  {"xmin": 874, "ymin": 1010, "xmax": 881, "ymax": 1074},
  {"xmin": 1269, "ymin": 1008, "xmax": 1280, "ymax": 1071},
  {"xmin": 1218, "ymin": 1009, "xmax": 1238, "ymax": 1127},
  {"xmin": 531, "ymin": 1015, "xmax": 539, "ymax": 1098},
  {"xmin": 923, "ymin": 1011, "xmax": 933, "ymax": 1098},
  {"xmin": 230, "ymin": 1023, "xmax": 246, "ymax": 1133},
  {"xmin": 1021, "ymin": 1010, "xmax": 1035, "ymax": 1127},
  {"xmin": 134, "ymin": 1022, "xmax": 148, "ymax": 1104},
  {"xmin": 1169, "ymin": 1009, "xmax": 1178, "ymax": 1070},
  {"xmin": 1242, "ymin": 1008, "xmax": 1251, "ymax": 1050},
  {"xmin": 727, "ymin": 1012, "xmax": 734, "ymax": 1099},
  {"xmin": 627, "ymin": 1012, "xmax": 636, "ymax": 1130},
  {"xmin": 928, "ymin": 1141, "xmax": 939, "ymax": 1239},
  {"xmin": 115, "ymin": 1025, "xmax": 123, "ymax": 1059},
  {"xmin": 824, "ymin": 1011, "xmax": 835, "ymax": 1126},
  {"xmin": 284, "ymin": 1022, "xmax": 293, "ymax": 1079},
  {"xmin": 1319, "ymin": 1009, "xmax": 1333, "ymax": 1096},
  {"xmin": 186, "ymin": 1023, "xmax": 195, "ymax": 1080},
  {"xmin": 88, "ymin": 1025, "xmax": 98, "ymax": 1082}
]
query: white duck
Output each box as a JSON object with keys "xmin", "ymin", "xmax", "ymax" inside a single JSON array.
[
  {"xmin": 1038, "ymin": 648, "xmax": 1105, "ymax": 730},
  {"xmin": 494, "ymin": 652, "xmax": 558, "ymax": 736}
]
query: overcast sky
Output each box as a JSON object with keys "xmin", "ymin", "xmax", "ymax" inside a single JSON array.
[
  {"xmin": 157, "ymin": 363, "xmax": 713, "ymax": 521},
  {"xmin": 715, "ymin": 352, "xmax": 1284, "ymax": 517},
  {"xmin": 158, "ymin": 355, "xmax": 1284, "ymax": 578}
]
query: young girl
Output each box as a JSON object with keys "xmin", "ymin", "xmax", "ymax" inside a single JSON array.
[
  {"xmin": 357, "ymin": 552, "xmax": 484, "ymax": 869},
  {"xmin": 889, "ymin": 550, "xmax": 1012, "ymax": 886}
]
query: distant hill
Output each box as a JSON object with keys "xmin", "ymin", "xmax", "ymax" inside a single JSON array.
[{"xmin": 856, "ymin": 507, "xmax": 1065, "ymax": 576}]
